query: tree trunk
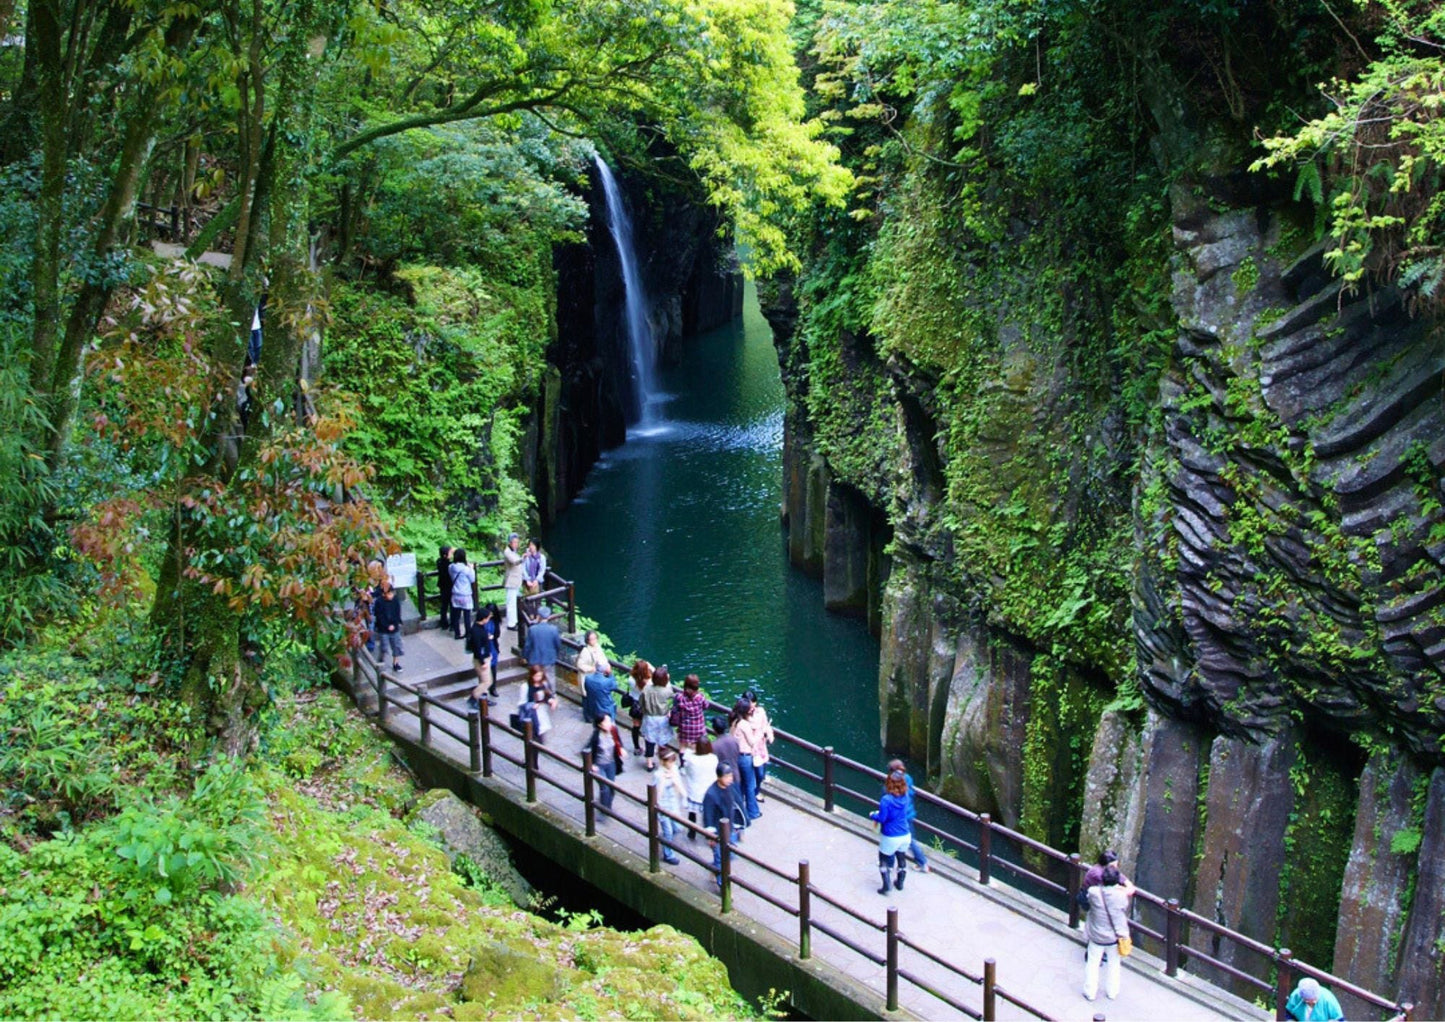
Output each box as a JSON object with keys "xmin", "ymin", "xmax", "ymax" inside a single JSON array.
[{"xmin": 150, "ymin": 13, "xmax": 324, "ymax": 754}]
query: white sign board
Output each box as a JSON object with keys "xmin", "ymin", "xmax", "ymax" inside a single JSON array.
[{"xmin": 386, "ymin": 553, "xmax": 417, "ymax": 590}]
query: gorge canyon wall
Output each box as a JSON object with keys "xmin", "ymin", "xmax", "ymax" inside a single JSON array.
[{"xmin": 766, "ymin": 7, "xmax": 1445, "ymax": 1011}]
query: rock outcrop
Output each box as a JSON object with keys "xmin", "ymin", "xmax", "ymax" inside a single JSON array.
[{"xmin": 409, "ymin": 789, "xmax": 533, "ymax": 908}]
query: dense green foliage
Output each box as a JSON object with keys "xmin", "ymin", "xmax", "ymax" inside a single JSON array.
[
  {"xmin": 782, "ymin": 0, "xmax": 1443, "ymax": 966},
  {"xmin": 0, "ymin": 615, "xmax": 757, "ymax": 1019},
  {"xmin": 0, "ymin": 1, "xmax": 846, "ymax": 1013}
]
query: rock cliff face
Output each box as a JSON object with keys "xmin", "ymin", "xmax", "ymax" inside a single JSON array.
[
  {"xmin": 768, "ymin": 148, "xmax": 1445, "ymax": 1015},
  {"xmin": 538, "ymin": 165, "xmax": 742, "ymax": 521}
]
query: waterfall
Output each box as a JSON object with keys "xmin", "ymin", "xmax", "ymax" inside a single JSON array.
[{"xmin": 594, "ymin": 156, "xmax": 659, "ymax": 427}]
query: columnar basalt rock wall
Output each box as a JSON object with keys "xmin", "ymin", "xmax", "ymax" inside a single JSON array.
[{"xmin": 767, "ymin": 183, "xmax": 1445, "ymax": 1007}]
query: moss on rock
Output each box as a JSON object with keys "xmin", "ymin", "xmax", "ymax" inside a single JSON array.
[{"xmin": 253, "ymin": 689, "xmax": 758, "ymax": 1020}]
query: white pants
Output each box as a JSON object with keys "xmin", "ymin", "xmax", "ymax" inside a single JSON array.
[
  {"xmin": 505, "ymin": 586, "xmax": 520, "ymax": 629},
  {"xmin": 1083, "ymin": 941, "xmax": 1120, "ymax": 1000}
]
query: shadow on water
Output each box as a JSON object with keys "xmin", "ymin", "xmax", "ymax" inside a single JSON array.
[{"xmin": 546, "ymin": 284, "xmax": 882, "ymax": 767}]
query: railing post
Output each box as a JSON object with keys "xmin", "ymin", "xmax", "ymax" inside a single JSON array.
[
  {"xmin": 1067, "ymin": 852, "xmax": 1082, "ymax": 927},
  {"xmin": 418, "ymin": 683, "xmax": 430, "ymax": 745},
  {"xmin": 377, "ymin": 670, "xmax": 389, "ymax": 723},
  {"xmin": 567, "ymin": 582, "xmax": 577, "ymax": 634},
  {"xmin": 468, "ymin": 710, "xmax": 482, "ymax": 773},
  {"xmin": 983, "ymin": 958, "xmax": 997, "ymax": 1022},
  {"xmin": 1400, "ymin": 1003, "xmax": 1415, "ymax": 1021},
  {"xmin": 718, "ymin": 819, "xmax": 733, "ymax": 913},
  {"xmin": 1274, "ymin": 949, "xmax": 1294, "ymax": 1021},
  {"xmin": 797, "ymin": 861, "xmax": 811, "ymax": 960},
  {"xmin": 479, "ymin": 700, "xmax": 493, "ymax": 777},
  {"xmin": 1165, "ymin": 898, "xmax": 1182, "ymax": 976},
  {"xmin": 822, "ymin": 746, "xmax": 836, "ymax": 812},
  {"xmin": 885, "ymin": 906, "xmax": 899, "ymax": 1012},
  {"xmin": 583, "ymin": 751, "xmax": 597, "ymax": 837},
  {"xmin": 978, "ymin": 813, "xmax": 992, "ymax": 885},
  {"xmin": 523, "ymin": 721, "xmax": 537, "ymax": 803},
  {"xmin": 417, "ymin": 568, "xmax": 427, "ymax": 622},
  {"xmin": 647, "ymin": 784, "xmax": 660, "ymax": 873}
]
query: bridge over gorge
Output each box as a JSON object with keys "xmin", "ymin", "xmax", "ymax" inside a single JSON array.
[{"xmin": 341, "ymin": 564, "xmax": 1415, "ymax": 1022}]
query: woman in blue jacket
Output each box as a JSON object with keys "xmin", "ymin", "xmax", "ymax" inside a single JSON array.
[{"xmin": 869, "ymin": 771, "xmax": 911, "ymax": 894}]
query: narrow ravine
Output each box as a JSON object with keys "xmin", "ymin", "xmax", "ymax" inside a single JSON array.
[{"xmin": 545, "ymin": 284, "xmax": 883, "ymax": 764}]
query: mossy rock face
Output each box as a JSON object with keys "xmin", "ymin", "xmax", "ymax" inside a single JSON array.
[
  {"xmin": 460, "ymin": 939, "xmax": 568, "ymax": 1006},
  {"xmin": 408, "ymin": 788, "xmax": 533, "ymax": 907}
]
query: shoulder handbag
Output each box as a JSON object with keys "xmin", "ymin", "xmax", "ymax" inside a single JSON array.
[
  {"xmin": 1100, "ymin": 889, "xmax": 1133, "ymax": 957},
  {"xmin": 612, "ymin": 726, "xmax": 626, "ymax": 773}
]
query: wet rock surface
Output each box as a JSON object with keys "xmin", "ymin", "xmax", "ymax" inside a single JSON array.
[
  {"xmin": 1395, "ymin": 767, "xmax": 1445, "ymax": 1019},
  {"xmin": 1188, "ymin": 732, "xmax": 1298, "ymax": 995},
  {"xmin": 1332, "ymin": 751, "xmax": 1421, "ymax": 1017}
]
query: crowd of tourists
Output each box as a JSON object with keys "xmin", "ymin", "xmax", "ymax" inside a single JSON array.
[{"xmin": 356, "ymin": 538, "xmax": 1357, "ymax": 1015}]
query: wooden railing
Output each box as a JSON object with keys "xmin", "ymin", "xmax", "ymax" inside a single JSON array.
[
  {"xmin": 543, "ymin": 630, "xmax": 1411, "ymax": 1022},
  {"xmin": 348, "ymin": 649, "xmax": 1050, "ymax": 1020},
  {"xmin": 360, "ymin": 569, "xmax": 1412, "ymax": 1022},
  {"xmin": 747, "ymin": 732, "xmax": 1413, "ymax": 1022},
  {"xmin": 415, "ymin": 560, "xmax": 577, "ymax": 636}
]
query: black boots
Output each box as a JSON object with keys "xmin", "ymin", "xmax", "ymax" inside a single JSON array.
[{"xmin": 876, "ymin": 851, "xmax": 906, "ymax": 894}]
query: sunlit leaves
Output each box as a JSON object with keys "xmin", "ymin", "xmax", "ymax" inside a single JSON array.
[
  {"xmin": 1252, "ymin": 5, "xmax": 1445, "ymax": 307},
  {"xmin": 72, "ymin": 263, "xmax": 393, "ymax": 653}
]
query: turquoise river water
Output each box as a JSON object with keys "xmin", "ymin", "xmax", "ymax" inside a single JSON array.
[{"xmin": 545, "ymin": 285, "xmax": 883, "ymax": 765}]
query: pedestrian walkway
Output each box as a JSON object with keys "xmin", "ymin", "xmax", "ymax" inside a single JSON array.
[{"xmin": 355, "ymin": 624, "xmax": 1262, "ymax": 1022}]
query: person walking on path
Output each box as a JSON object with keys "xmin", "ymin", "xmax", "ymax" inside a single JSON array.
[
  {"xmin": 585, "ymin": 713, "xmax": 626, "ymax": 816},
  {"xmin": 741, "ymin": 690, "xmax": 774, "ymax": 801},
  {"xmin": 638, "ymin": 665, "xmax": 676, "ymax": 770},
  {"xmin": 702, "ymin": 762, "xmax": 743, "ymax": 886},
  {"xmin": 449, "ymin": 549, "xmax": 476, "ymax": 640},
  {"xmin": 501, "ymin": 533, "xmax": 524, "ymax": 630},
  {"xmin": 681, "ymin": 739, "xmax": 718, "ymax": 842},
  {"xmin": 623, "ymin": 660, "xmax": 651, "ymax": 754},
  {"xmin": 522, "ymin": 606, "xmax": 562, "ymax": 688},
  {"xmin": 1083, "ymin": 865, "xmax": 1135, "ymax": 1002},
  {"xmin": 887, "ymin": 758, "xmax": 931, "ymax": 873},
  {"xmin": 518, "ymin": 663, "xmax": 557, "ymax": 748},
  {"xmin": 649, "ymin": 747, "xmax": 687, "ymax": 863},
  {"xmin": 373, "ymin": 582, "xmax": 404, "ymax": 672},
  {"xmin": 466, "ymin": 606, "xmax": 500, "ymax": 708},
  {"xmin": 869, "ymin": 771, "xmax": 911, "ymax": 894},
  {"xmin": 435, "ymin": 545, "xmax": 454, "ymax": 633},
  {"xmin": 730, "ymin": 697, "xmax": 763, "ymax": 820},
  {"xmin": 671, "ymin": 673, "xmax": 708, "ymax": 749},
  {"xmin": 1285, "ymin": 978, "xmax": 1344, "ymax": 1021}
]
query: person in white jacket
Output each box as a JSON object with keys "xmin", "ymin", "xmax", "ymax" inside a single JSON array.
[{"xmin": 501, "ymin": 533, "xmax": 524, "ymax": 629}]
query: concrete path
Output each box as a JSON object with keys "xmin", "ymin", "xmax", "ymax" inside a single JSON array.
[{"xmin": 360, "ymin": 624, "xmax": 1262, "ymax": 1022}]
